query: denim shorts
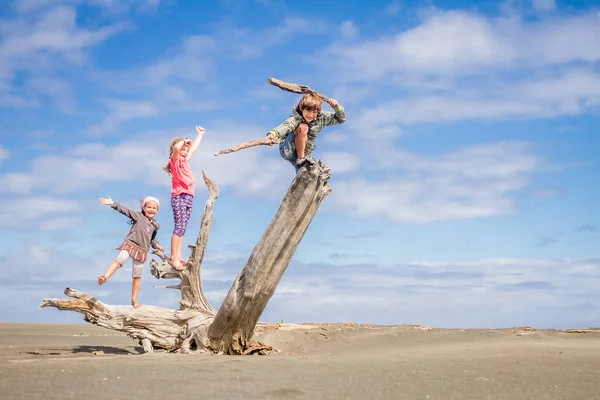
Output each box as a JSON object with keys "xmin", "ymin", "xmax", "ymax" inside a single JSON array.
[{"xmin": 279, "ymin": 133, "xmax": 299, "ymax": 171}]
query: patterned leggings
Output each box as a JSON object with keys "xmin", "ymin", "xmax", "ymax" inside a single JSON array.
[{"xmin": 171, "ymin": 193, "xmax": 194, "ymax": 237}]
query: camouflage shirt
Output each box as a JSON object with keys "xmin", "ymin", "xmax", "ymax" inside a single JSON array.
[{"xmin": 268, "ymin": 104, "xmax": 346, "ymax": 156}]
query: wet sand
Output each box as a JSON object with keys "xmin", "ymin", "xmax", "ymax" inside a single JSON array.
[{"xmin": 1, "ymin": 322, "xmax": 599, "ymax": 399}]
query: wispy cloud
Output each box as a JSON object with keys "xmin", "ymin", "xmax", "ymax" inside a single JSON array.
[
  {"xmin": 12, "ymin": 0, "xmax": 162, "ymax": 14},
  {"xmin": 87, "ymin": 99, "xmax": 161, "ymax": 136},
  {"xmin": 532, "ymin": 0, "xmax": 557, "ymax": 13},
  {"xmin": 268, "ymin": 256, "xmax": 600, "ymax": 327},
  {"xmin": 0, "ymin": 125, "xmax": 290, "ymax": 200},
  {"xmin": 0, "ymin": 146, "xmax": 9, "ymax": 165},
  {"xmin": 327, "ymin": 10, "xmax": 600, "ymax": 80},
  {"xmin": 0, "ymin": 5, "xmax": 129, "ymax": 109},
  {"xmin": 0, "ymin": 196, "xmax": 82, "ymax": 227},
  {"xmin": 326, "ymin": 141, "xmax": 543, "ymax": 222},
  {"xmin": 319, "ymin": 9, "xmax": 600, "ymax": 133},
  {"xmin": 350, "ymin": 68, "xmax": 600, "ymax": 134},
  {"xmin": 576, "ymin": 224, "xmax": 599, "ymax": 234}
]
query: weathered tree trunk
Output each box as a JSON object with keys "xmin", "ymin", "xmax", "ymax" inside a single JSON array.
[
  {"xmin": 40, "ymin": 162, "xmax": 332, "ymax": 355},
  {"xmin": 208, "ymin": 161, "xmax": 331, "ymax": 354}
]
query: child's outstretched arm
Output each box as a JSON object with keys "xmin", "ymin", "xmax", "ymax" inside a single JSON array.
[
  {"xmin": 100, "ymin": 196, "xmax": 140, "ymax": 221},
  {"xmin": 186, "ymin": 126, "xmax": 205, "ymax": 160},
  {"xmin": 99, "ymin": 196, "xmax": 114, "ymax": 206},
  {"xmin": 266, "ymin": 115, "xmax": 300, "ymax": 141}
]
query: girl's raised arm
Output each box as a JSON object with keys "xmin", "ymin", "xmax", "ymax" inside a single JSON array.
[
  {"xmin": 186, "ymin": 126, "xmax": 205, "ymax": 160},
  {"xmin": 171, "ymin": 139, "xmax": 184, "ymax": 160}
]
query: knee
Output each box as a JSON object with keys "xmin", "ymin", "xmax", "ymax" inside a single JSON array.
[{"xmin": 295, "ymin": 122, "xmax": 308, "ymax": 137}]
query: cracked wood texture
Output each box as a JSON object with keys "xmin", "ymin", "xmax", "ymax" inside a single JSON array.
[{"xmin": 208, "ymin": 161, "xmax": 332, "ymax": 354}]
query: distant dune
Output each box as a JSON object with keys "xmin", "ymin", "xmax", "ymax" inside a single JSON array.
[{"xmin": 1, "ymin": 322, "xmax": 599, "ymax": 399}]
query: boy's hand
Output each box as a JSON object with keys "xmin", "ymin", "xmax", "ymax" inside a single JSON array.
[
  {"xmin": 327, "ymin": 98, "xmax": 340, "ymax": 108},
  {"xmin": 183, "ymin": 138, "xmax": 192, "ymax": 146},
  {"xmin": 196, "ymin": 126, "xmax": 205, "ymax": 136},
  {"xmin": 99, "ymin": 196, "xmax": 114, "ymax": 206},
  {"xmin": 266, "ymin": 132, "xmax": 278, "ymax": 143},
  {"xmin": 155, "ymin": 244, "xmax": 165, "ymax": 253}
]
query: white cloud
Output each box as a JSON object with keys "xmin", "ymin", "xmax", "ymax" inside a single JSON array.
[
  {"xmin": 0, "ymin": 124, "xmax": 291, "ymax": 200},
  {"xmin": 532, "ymin": 0, "xmax": 556, "ymax": 13},
  {"xmin": 339, "ymin": 21, "xmax": 358, "ymax": 40},
  {"xmin": 223, "ymin": 17, "xmax": 324, "ymax": 60},
  {"xmin": 145, "ymin": 36, "xmax": 215, "ymax": 86},
  {"xmin": 27, "ymin": 75, "xmax": 76, "ymax": 113},
  {"xmin": 385, "ymin": 0, "xmax": 402, "ymax": 16},
  {"xmin": 1, "ymin": 6, "xmax": 127, "ymax": 64},
  {"xmin": 0, "ymin": 5, "xmax": 128, "ymax": 110},
  {"xmin": 12, "ymin": 0, "xmax": 161, "ymax": 14},
  {"xmin": 88, "ymin": 0, "xmax": 161, "ymax": 13},
  {"xmin": 4, "ymin": 228, "xmax": 599, "ymax": 327},
  {"xmin": 0, "ymin": 196, "xmax": 83, "ymax": 227},
  {"xmin": 327, "ymin": 10, "xmax": 600, "ymax": 80},
  {"xmin": 320, "ymin": 151, "xmax": 360, "ymax": 174},
  {"xmin": 87, "ymin": 99, "xmax": 161, "ymax": 136},
  {"xmin": 350, "ymin": 68, "xmax": 600, "ymax": 132},
  {"xmin": 326, "ymin": 141, "xmax": 542, "ymax": 222},
  {"xmin": 39, "ymin": 216, "xmax": 83, "ymax": 231},
  {"xmin": 0, "ymin": 146, "xmax": 9, "ymax": 164},
  {"xmin": 268, "ymin": 256, "xmax": 600, "ymax": 327}
]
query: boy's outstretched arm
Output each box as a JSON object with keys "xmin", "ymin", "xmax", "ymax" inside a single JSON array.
[
  {"xmin": 186, "ymin": 126, "xmax": 205, "ymax": 160},
  {"xmin": 266, "ymin": 115, "xmax": 299, "ymax": 141}
]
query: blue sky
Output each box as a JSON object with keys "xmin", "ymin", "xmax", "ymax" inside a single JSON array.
[{"xmin": 0, "ymin": 0, "xmax": 598, "ymax": 328}]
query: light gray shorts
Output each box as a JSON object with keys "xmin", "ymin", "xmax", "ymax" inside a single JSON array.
[{"xmin": 116, "ymin": 250, "xmax": 144, "ymax": 278}]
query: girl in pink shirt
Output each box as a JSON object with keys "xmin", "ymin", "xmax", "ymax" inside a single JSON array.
[{"xmin": 163, "ymin": 126, "xmax": 205, "ymax": 270}]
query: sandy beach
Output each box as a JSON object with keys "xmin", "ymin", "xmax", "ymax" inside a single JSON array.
[{"xmin": 1, "ymin": 322, "xmax": 599, "ymax": 399}]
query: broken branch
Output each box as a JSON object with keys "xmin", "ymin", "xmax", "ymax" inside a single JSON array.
[
  {"xmin": 214, "ymin": 137, "xmax": 277, "ymax": 157},
  {"xmin": 267, "ymin": 77, "xmax": 330, "ymax": 102}
]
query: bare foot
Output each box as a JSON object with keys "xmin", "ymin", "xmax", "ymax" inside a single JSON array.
[
  {"xmin": 98, "ymin": 275, "xmax": 107, "ymax": 286},
  {"xmin": 131, "ymin": 300, "xmax": 142, "ymax": 308},
  {"xmin": 179, "ymin": 258, "xmax": 188, "ymax": 266},
  {"xmin": 169, "ymin": 258, "xmax": 184, "ymax": 271}
]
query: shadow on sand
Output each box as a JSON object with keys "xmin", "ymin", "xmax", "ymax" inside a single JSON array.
[{"xmin": 22, "ymin": 345, "xmax": 144, "ymax": 356}]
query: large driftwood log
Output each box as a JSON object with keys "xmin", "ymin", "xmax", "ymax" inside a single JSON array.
[{"xmin": 40, "ymin": 162, "xmax": 332, "ymax": 355}]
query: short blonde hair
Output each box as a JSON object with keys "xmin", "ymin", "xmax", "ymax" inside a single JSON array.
[{"xmin": 298, "ymin": 93, "xmax": 322, "ymax": 112}]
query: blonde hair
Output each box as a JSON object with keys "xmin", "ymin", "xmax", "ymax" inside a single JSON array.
[
  {"xmin": 298, "ymin": 93, "xmax": 322, "ymax": 112},
  {"xmin": 163, "ymin": 137, "xmax": 185, "ymax": 176}
]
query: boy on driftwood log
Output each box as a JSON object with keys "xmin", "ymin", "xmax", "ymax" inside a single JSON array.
[{"xmin": 266, "ymin": 93, "xmax": 346, "ymax": 171}]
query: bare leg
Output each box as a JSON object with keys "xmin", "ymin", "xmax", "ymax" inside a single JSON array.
[
  {"xmin": 294, "ymin": 123, "xmax": 309, "ymax": 160},
  {"xmin": 169, "ymin": 234, "xmax": 184, "ymax": 270},
  {"xmin": 98, "ymin": 261, "xmax": 121, "ymax": 285},
  {"xmin": 131, "ymin": 277, "xmax": 141, "ymax": 308}
]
